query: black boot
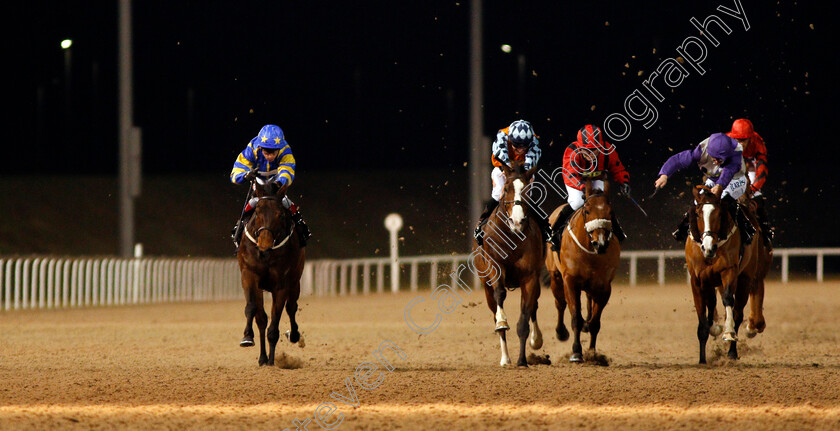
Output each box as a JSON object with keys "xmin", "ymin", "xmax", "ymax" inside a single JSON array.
[
  {"xmin": 672, "ymin": 212, "xmax": 690, "ymax": 242},
  {"xmin": 735, "ymin": 204, "xmax": 755, "ymax": 245},
  {"xmin": 231, "ymin": 209, "xmax": 253, "ymax": 249},
  {"xmin": 536, "ymin": 215, "xmax": 560, "ymax": 250},
  {"xmin": 473, "ymin": 199, "xmax": 499, "ymax": 246},
  {"xmin": 291, "ymin": 210, "xmax": 312, "ymax": 247},
  {"xmin": 754, "ymin": 196, "xmax": 774, "ymax": 246},
  {"xmin": 549, "ymin": 204, "xmax": 576, "ymax": 251},
  {"xmin": 611, "ymin": 213, "xmax": 627, "ymax": 243}
]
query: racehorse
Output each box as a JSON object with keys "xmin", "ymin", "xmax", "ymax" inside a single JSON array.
[
  {"xmin": 237, "ymin": 177, "xmax": 306, "ymax": 366},
  {"xmin": 545, "ymin": 179, "xmax": 620, "ymax": 363},
  {"xmin": 685, "ymin": 185, "xmax": 772, "ymax": 364},
  {"xmin": 473, "ymin": 160, "xmax": 545, "ymax": 367}
]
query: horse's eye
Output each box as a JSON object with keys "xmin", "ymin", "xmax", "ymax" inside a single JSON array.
[{"xmin": 584, "ymin": 210, "xmax": 589, "ymax": 215}]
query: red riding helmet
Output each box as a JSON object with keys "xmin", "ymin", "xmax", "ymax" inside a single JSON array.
[{"xmin": 728, "ymin": 119, "xmax": 754, "ymax": 140}]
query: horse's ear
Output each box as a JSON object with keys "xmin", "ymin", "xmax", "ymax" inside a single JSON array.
[
  {"xmin": 603, "ymin": 179, "xmax": 611, "ymax": 197},
  {"xmin": 688, "ymin": 205, "xmax": 702, "ymax": 241},
  {"xmin": 525, "ymin": 165, "xmax": 538, "ymax": 180},
  {"xmin": 584, "ymin": 179, "xmax": 593, "ymax": 198},
  {"xmin": 277, "ymin": 183, "xmax": 289, "ymax": 198},
  {"xmin": 692, "ymin": 185, "xmax": 703, "ymax": 202}
]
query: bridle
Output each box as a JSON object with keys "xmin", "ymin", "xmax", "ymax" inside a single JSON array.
[
  {"xmin": 689, "ymin": 202, "xmax": 738, "ymax": 249},
  {"xmin": 567, "ymin": 194, "xmax": 612, "ymax": 255},
  {"xmin": 244, "ymin": 196, "xmax": 295, "ymax": 250}
]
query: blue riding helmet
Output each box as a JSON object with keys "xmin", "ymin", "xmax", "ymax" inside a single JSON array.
[
  {"xmin": 706, "ymin": 133, "xmax": 738, "ymax": 160},
  {"xmin": 255, "ymin": 124, "xmax": 287, "ymax": 149}
]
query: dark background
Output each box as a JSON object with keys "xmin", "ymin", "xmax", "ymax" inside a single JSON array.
[{"xmin": 6, "ymin": 0, "xmax": 839, "ymax": 258}]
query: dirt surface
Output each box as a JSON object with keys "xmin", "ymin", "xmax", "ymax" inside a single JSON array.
[{"xmin": 2, "ymin": 281, "xmax": 840, "ymax": 430}]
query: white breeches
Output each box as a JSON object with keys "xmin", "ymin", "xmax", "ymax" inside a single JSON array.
[
  {"xmin": 566, "ymin": 180, "xmax": 604, "ymax": 210},
  {"xmin": 705, "ymin": 174, "xmax": 747, "ymax": 200},
  {"xmin": 748, "ymin": 171, "xmax": 762, "ymax": 197},
  {"xmin": 491, "ymin": 167, "xmax": 506, "ymax": 201}
]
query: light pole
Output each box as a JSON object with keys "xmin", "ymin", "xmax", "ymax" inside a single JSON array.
[{"xmin": 61, "ymin": 39, "xmax": 72, "ymax": 133}]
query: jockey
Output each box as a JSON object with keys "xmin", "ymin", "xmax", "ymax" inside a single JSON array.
[
  {"xmin": 230, "ymin": 124, "xmax": 311, "ymax": 248},
  {"xmin": 655, "ymin": 132, "xmax": 755, "ymax": 245},
  {"xmin": 550, "ymin": 124, "xmax": 630, "ymax": 248},
  {"xmin": 473, "ymin": 119, "xmax": 557, "ymax": 249},
  {"xmin": 727, "ymin": 118, "xmax": 773, "ymax": 245}
]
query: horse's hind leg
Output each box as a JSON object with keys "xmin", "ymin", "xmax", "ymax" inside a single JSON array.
[
  {"xmin": 728, "ymin": 275, "xmax": 751, "ymax": 360},
  {"xmin": 550, "ymin": 271, "xmax": 569, "ymax": 342},
  {"xmin": 483, "ymin": 275, "xmax": 511, "ymax": 366},
  {"xmin": 747, "ymin": 278, "xmax": 766, "ymax": 337},
  {"xmin": 241, "ymin": 273, "xmax": 260, "ymax": 347},
  {"xmin": 255, "ymin": 292, "xmax": 269, "ymax": 366},
  {"xmin": 529, "ymin": 301, "xmax": 543, "ymax": 350}
]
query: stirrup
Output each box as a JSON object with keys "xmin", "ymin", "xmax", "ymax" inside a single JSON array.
[
  {"xmin": 672, "ymin": 227, "xmax": 688, "ymax": 242},
  {"xmin": 474, "ymin": 225, "xmax": 484, "ymax": 246}
]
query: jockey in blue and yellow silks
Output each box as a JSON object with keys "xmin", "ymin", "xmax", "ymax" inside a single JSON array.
[{"xmin": 230, "ymin": 124, "xmax": 311, "ymax": 248}]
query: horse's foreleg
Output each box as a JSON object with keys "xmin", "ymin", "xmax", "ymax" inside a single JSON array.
[
  {"xmin": 550, "ymin": 271, "xmax": 569, "ymax": 342},
  {"xmin": 285, "ymin": 281, "xmax": 302, "ymax": 344},
  {"xmin": 690, "ymin": 274, "xmax": 710, "ymax": 364},
  {"xmin": 720, "ymin": 269, "xmax": 739, "ymax": 344},
  {"xmin": 529, "ymin": 300, "xmax": 543, "ymax": 350},
  {"xmin": 728, "ymin": 275, "xmax": 751, "ymax": 359},
  {"xmin": 515, "ymin": 276, "xmax": 540, "ymax": 367},
  {"xmin": 563, "ymin": 275, "xmax": 584, "ymax": 363},
  {"xmin": 255, "ymin": 293, "xmax": 269, "ymax": 366},
  {"xmin": 582, "ymin": 292, "xmax": 593, "ymax": 333},
  {"xmin": 493, "ymin": 277, "xmax": 511, "ymax": 366},
  {"xmin": 586, "ymin": 287, "xmax": 611, "ymax": 353},
  {"xmin": 266, "ymin": 290, "xmax": 287, "ymax": 366},
  {"xmin": 241, "ymin": 272, "xmax": 260, "ymax": 348}
]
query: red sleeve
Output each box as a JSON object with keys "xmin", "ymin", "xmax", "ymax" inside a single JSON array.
[
  {"xmin": 562, "ymin": 144, "xmax": 584, "ymax": 190},
  {"xmin": 750, "ymin": 134, "xmax": 768, "ymax": 191},
  {"xmin": 606, "ymin": 151, "xmax": 630, "ymax": 184}
]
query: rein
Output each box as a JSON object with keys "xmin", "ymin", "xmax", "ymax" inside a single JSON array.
[
  {"xmin": 690, "ymin": 223, "xmax": 738, "ymax": 249},
  {"xmin": 566, "ymin": 209, "xmax": 612, "ymax": 255}
]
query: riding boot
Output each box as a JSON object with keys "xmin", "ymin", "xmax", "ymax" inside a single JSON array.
[
  {"xmin": 611, "ymin": 213, "xmax": 627, "ymax": 243},
  {"xmin": 289, "ymin": 205, "xmax": 312, "ymax": 247},
  {"xmin": 549, "ymin": 204, "xmax": 576, "ymax": 251},
  {"xmin": 672, "ymin": 212, "xmax": 690, "ymax": 242},
  {"xmin": 736, "ymin": 204, "xmax": 755, "ymax": 245},
  {"xmin": 754, "ymin": 196, "xmax": 775, "ymax": 246},
  {"xmin": 231, "ymin": 209, "xmax": 254, "ymax": 249},
  {"xmin": 473, "ymin": 199, "xmax": 499, "ymax": 246},
  {"xmin": 536, "ymin": 215, "xmax": 560, "ymax": 250}
]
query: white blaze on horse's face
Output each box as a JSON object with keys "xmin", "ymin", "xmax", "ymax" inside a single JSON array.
[
  {"xmin": 701, "ymin": 204, "xmax": 717, "ymax": 258},
  {"xmin": 510, "ymin": 179, "xmax": 526, "ymax": 231}
]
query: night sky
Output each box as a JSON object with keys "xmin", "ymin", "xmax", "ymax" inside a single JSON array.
[{"xmin": 10, "ymin": 1, "xmax": 838, "ymax": 231}]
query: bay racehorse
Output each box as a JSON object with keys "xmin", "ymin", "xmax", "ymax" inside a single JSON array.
[
  {"xmin": 545, "ymin": 179, "xmax": 620, "ymax": 363},
  {"xmin": 473, "ymin": 160, "xmax": 544, "ymax": 367},
  {"xmin": 685, "ymin": 185, "xmax": 772, "ymax": 364},
  {"xmin": 237, "ymin": 177, "xmax": 306, "ymax": 366}
]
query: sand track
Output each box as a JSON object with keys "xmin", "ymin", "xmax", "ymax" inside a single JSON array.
[{"xmin": 2, "ymin": 281, "xmax": 839, "ymax": 430}]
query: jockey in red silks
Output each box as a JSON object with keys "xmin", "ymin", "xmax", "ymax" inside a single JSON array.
[
  {"xmin": 550, "ymin": 124, "xmax": 631, "ymax": 248},
  {"xmin": 230, "ymin": 124, "xmax": 311, "ymax": 248},
  {"xmin": 473, "ymin": 119, "xmax": 557, "ymax": 249},
  {"xmin": 727, "ymin": 118, "xmax": 773, "ymax": 245}
]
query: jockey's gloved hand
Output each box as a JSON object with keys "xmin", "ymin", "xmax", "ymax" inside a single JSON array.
[
  {"xmin": 619, "ymin": 183, "xmax": 631, "ymax": 197},
  {"xmin": 244, "ymin": 168, "xmax": 258, "ymax": 182}
]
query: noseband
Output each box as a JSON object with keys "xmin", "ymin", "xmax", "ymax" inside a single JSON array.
[
  {"xmin": 244, "ymin": 196, "xmax": 295, "ymax": 250},
  {"xmin": 567, "ymin": 195, "xmax": 612, "ymax": 255}
]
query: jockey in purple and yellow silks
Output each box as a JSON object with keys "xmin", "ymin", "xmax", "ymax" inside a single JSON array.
[{"xmin": 230, "ymin": 124, "xmax": 311, "ymax": 248}]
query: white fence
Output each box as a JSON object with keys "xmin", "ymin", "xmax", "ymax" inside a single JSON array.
[{"xmin": 2, "ymin": 248, "xmax": 838, "ymax": 311}]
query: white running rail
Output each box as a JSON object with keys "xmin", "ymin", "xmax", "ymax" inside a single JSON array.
[{"xmin": 2, "ymin": 248, "xmax": 838, "ymax": 310}]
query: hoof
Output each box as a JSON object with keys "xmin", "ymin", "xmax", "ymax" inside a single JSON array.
[
  {"xmin": 529, "ymin": 335, "xmax": 543, "ymax": 350},
  {"xmin": 556, "ymin": 326, "xmax": 570, "ymax": 342},
  {"xmin": 517, "ymin": 361, "xmax": 529, "ymax": 368},
  {"xmin": 569, "ymin": 352, "xmax": 584, "ymax": 363},
  {"xmin": 727, "ymin": 351, "xmax": 738, "ymax": 360},
  {"xmin": 499, "ymin": 358, "xmax": 512, "ymax": 367},
  {"xmin": 495, "ymin": 320, "xmax": 509, "ymax": 332},
  {"xmin": 258, "ymin": 357, "xmax": 268, "ymax": 366},
  {"xmin": 745, "ymin": 323, "xmax": 758, "ymax": 338},
  {"xmin": 284, "ymin": 330, "xmax": 301, "ymax": 344},
  {"xmin": 240, "ymin": 337, "xmax": 255, "ymax": 347},
  {"xmin": 722, "ymin": 332, "xmax": 738, "ymax": 342},
  {"xmin": 709, "ymin": 324, "xmax": 723, "ymax": 337}
]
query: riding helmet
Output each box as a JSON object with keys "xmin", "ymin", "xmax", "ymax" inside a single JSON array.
[
  {"xmin": 508, "ymin": 120, "xmax": 534, "ymax": 147},
  {"xmin": 255, "ymin": 124, "xmax": 287, "ymax": 149}
]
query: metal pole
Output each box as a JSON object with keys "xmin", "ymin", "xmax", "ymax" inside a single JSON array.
[
  {"xmin": 118, "ymin": 0, "xmax": 135, "ymax": 258},
  {"xmin": 468, "ymin": 0, "xmax": 484, "ymax": 248}
]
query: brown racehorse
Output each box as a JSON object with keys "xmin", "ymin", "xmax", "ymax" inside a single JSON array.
[
  {"xmin": 237, "ymin": 177, "xmax": 306, "ymax": 366},
  {"xmin": 545, "ymin": 180, "xmax": 620, "ymax": 363},
  {"xmin": 473, "ymin": 160, "xmax": 545, "ymax": 367},
  {"xmin": 685, "ymin": 185, "xmax": 772, "ymax": 364}
]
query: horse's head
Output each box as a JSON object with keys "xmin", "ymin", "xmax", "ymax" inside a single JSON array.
[
  {"xmin": 499, "ymin": 160, "xmax": 538, "ymax": 233},
  {"xmin": 252, "ymin": 177, "xmax": 292, "ymax": 259},
  {"xmin": 691, "ymin": 185, "xmax": 732, "ymax": 260},
  {"xmin": 582, "ymin": 181, "xmax": 613, "ymax": 254}
]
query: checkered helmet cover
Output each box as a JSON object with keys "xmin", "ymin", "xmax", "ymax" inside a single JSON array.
[{"xmin": 508, "ymin": 120, "xmax": 534, "ymax": 147}]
